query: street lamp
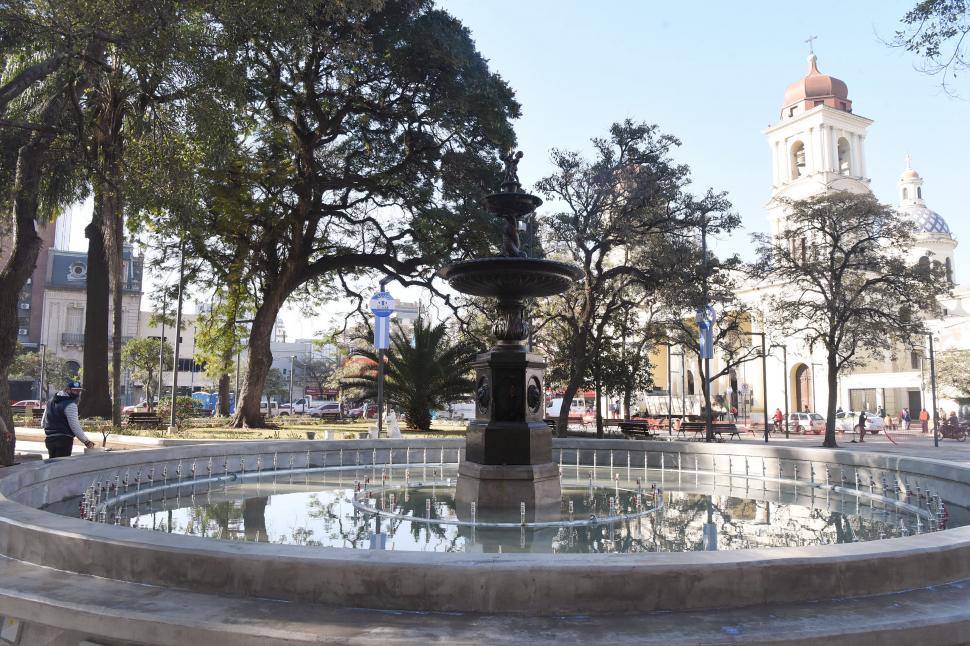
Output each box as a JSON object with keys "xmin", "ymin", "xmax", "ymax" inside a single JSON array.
[{"xmin": 928, "ymin": 332, "xmax": 940, "ymax": 448}]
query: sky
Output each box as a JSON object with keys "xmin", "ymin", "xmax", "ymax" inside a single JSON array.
[{"xmin": 67, "ymin": 0, "xmax": 969, "ymax": 338}]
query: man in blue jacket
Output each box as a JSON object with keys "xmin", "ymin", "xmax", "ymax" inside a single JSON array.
[{"xmin": 41, "ymin": 380, "xmax": 96, "ymax": 458}]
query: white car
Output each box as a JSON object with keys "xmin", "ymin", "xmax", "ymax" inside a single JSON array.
[
  {"xmin": 545, "ymin": 398, "xmax": 586, "ymax": 418},
  {"xmin": 787, "ymin": 412, "xmax": 826, "ymax": 434},
  {"xmin": 309, "ymin": 402, "xmax": 342, "ymax": 419},
  {"xmin": 835, "ymin": 410, "xmax": 883, "ymax": 434}
]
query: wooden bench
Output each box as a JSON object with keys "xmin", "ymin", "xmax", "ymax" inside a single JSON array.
[
  {"xmin": 124, "ymin": 412, "xmax": 163, "ymax": 428},
  {"xmin": 677, "ymin": 421, "xmax": 740, "ymax": 441},
  {"xmin": 618, "ymin": 420, "xmax": 654, "ymax": 440}
]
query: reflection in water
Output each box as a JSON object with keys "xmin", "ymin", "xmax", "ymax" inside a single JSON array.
[{"xmin": 47, "ymin": 464, "xmax": 962, "ymax": 554}]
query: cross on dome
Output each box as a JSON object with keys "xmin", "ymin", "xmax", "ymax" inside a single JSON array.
[{"xmin": 805, "ymin": 35, "xmax": 817, "ymax": 54}]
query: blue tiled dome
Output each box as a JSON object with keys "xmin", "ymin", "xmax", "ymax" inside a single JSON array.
[{"xmin": 901, "ymin": 205, "xmax": 952, "ymax": 236}]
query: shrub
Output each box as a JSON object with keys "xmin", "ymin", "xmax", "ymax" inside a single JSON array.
[{"xmin": 157, "ymin": 396, "xmax": 203, "ymax": 424}]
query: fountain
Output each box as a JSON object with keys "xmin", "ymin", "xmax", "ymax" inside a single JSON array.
[{"xmin": 438, "ymin": 150, "xmax": 583, "ymax": 520}]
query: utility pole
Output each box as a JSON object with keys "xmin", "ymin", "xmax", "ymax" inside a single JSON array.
[
  {"xmin": 156, "ymin": 300, "xmax": 166, "ymax": 413},
  {"xmin": 929, "ymin": 333, "xmax": 939, "ymax": 448},
  {"xmin": 700, "ymin": 214, "xmax": 714, "ymax": 442},
  {"xmin": 289, "ymin": 355, "xmax": 295, "ymax": 412},
  {"xmin": 168, "ymin": 237, "xmax": 186, "ymax": 434},
  {"xmin": 771, "ymin": 344, "xmax": 790, "ymax": 438}
]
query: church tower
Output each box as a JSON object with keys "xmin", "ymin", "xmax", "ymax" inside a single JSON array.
[
  {"xmin": 763, "ymin": 53, "xmax": 873, "ymax": 236},
  {"xmin": 897, "ymin": 157, "xmax": 957, "ymax": 284}
]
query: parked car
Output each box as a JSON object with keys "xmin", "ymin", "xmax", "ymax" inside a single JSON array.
[
  {"xmin": 545, "ymin": 398, "xmax": 586, "ymax": 419},
  {"xmin": 12, "ymin": 399, "xmax": 42, "ymax": 408},
  {"xmin": 348, "ymin": 403, "xmax": 378, "ymax": 419},
  {"xmin": 787, "ymin": 412, "xmax": 826, "ymax": 434},
  {"xmin": 279, "ymin": 397, "xmax": 335, "ymax": 416},
  {"xmin": 309, "ymin": 401, "xmax": 342, "ymax": 419},
  {"xmin": 259, "ymin": 400, "xmax": 280, "ymax": 417},
  {"xmin": 122, "ymin": 400, "xmax": 152, "ymax": 414},
  {"xmin": 437, "ymin": 401, "xmax": 476, "ymax": 420},
  {"xmin": 835, "ymin": 410, "xmax": 883, "ymax": 434}
]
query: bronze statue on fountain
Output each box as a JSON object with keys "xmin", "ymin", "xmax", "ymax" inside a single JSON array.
[{"xmin": 438, "ymin": 150, "xmax": 583, "ymax": 521}]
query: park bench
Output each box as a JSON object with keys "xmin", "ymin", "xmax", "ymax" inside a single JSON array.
[
  {"xmin": 124, "ymin": 411, "xmax": 163, "ymax": 429},
  {"xmin": 618, "ymin": 420, "xmax": 654, "ymax": 440},
  {"xmin": 678, "ymin": 421, "xmax": 740, "ymax": 441}
]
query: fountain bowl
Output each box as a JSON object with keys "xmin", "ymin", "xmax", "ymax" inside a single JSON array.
[{"xmin": 438, "ymin": 257, "xmax": 584, "ymax": 299}]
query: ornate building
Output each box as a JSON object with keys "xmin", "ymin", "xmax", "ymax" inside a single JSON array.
[{"xmin": 649, "ymin": 52, "xmax": 968, "ymax": 423}]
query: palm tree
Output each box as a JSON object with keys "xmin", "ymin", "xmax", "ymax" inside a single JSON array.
[{"xmin": 343, "ymin": 317, "xmax": 476, "ymax": 431}]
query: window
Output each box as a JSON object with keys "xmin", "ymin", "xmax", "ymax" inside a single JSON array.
[
  {"xmin": 837, "ymin": 137, "xmax": 851, "ymax": 175},
  {"xmin": 902, "ymin": 188, "xmax": 909, "ymax": 200},
  {"xmin": 177, "ymin": 358, "xmax": 194, "ymax": 372},
  {"xmin": 790, "ymin": 141, "xmax": 806, "ymax": 179},
  {"xmin": 687, "ymin": 370, "xmax": 695, "ymax": 395},
  {"xmin": 800, "ymin": 238, "xmax": 807, "ymax": 263},
  {"xmin": 945, "ymin": 258, "xmax": 953, "ymax": 285},
  {"xmin": 917, "ymin": 187, "xmax": 922, "ymax": 199},
  {"xmin": 910, "ymin": 351, "xmax": 921, "ymax": 370},
  {"xmin": 66, "ymin": 306, "xmax": 84, "ymax": 334}
]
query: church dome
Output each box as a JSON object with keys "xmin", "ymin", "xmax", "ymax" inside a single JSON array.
[
  {"xmin": 901, "ymin": 167, "xmax": 920, "ymax": 180},
  {"xmin": 900, "ymin": 204, "xmax": 952, "ymax": 236},
  {"xmin": 781, "ymin": 54, "xmax": 852, "ymax": 117}
]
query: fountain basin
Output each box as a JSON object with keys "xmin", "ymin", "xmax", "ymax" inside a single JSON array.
[
  {"xmin": 438, "ymin": 257, "xmax": 584, "ymax": 299},
  {"xmin": 4, "ymin": 439, "xmax": 970, "ymax": 617}
]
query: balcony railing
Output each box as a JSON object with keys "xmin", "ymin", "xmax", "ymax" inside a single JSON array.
[{"xmin": 61, "ymin": 333, "xmax": 134, "ymax": 347}]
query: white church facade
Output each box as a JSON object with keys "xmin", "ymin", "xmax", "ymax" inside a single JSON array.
[{"xmin": 654, "ymin": 53, "xmax": 969, "ymax": 425}]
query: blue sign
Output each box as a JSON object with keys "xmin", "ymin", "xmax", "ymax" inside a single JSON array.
[
  {"xmin": 697, "ymin": 306, "xmax": 717, "ymax": 360},
  {"xmin": 374, "ymin": 315, "xmax": 391, "ymax": 350},
  {"xmin": 370, "ymin": 291, "xmax": 396, "ymax": 317}
]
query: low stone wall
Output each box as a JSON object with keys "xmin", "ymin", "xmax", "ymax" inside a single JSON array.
[{"xmin": 1, "ymin": 438, "xmax": 969, "ymax": 616}]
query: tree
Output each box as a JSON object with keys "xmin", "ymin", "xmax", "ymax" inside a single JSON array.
[
  {"xmin": 936, "ymin": 349, "xmax": 970, "ymax": 399},
  {"xmin": 893, "ymin": 1, "xmax": 970, "ymax": 94},
  {"xmin": 10, "ymin": 347, "xmax": 75, "ymax": 400},
  {"xmin": 342, "ymin": 317, "xmax": 475, "ymax": 431},
  {"xmin": 294, "ymin": 355, "xmax": 336, "ymax": 399},
  {"xmin": 175, "ymin": 0, "xmax": 518, "ymax": 428},
  {"xmin": 657, "ymin": 235, "xmax": 759, "ymax": 441},
  {"xmin": 263, "ymin": 368, "xmax": 288, "ymax": 403},
  {"xmin": 535, "ymin": 120, "xmax": 736, "ymax": 438},
  {"xmin": 121, "ymin": 337, "xmax": 173, "ymax": 413},
  {"xmin": 752, "ymin": 191, "xmax": 949, "ymax": 448},
  {"xmin": 0, "ymin": 3, "xmax": 107, "ymax": 463}
]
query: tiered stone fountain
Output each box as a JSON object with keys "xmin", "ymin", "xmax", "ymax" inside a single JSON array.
[{"xmin": 439, "ymin": 151, "xmax": 583, "ymax": 521}]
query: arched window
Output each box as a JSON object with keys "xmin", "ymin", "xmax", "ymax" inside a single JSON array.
[
  {"xmin": 687, "ymin": 370, "xmax": 695, "ymax": 395},
  {"xmin": 946, "ymin": 258, "xmax": 953, "ymax": 285},
  {"xmin": 65, "ymin": 360, "xmax": 80, "ymax": 377},
  {"xmin": 837, "ymin": 137, "xmax": 851, "ymax": 175},
  {"xmin": 918, "ymin": 255, "xmax": 930, "ymax": 275},
  {"xmin": 790, "ymin": 141, "xmax": 806, "ymax": 179},
  {"xmin": 902, "ymin": 187, "xmax": 909, "ymax": 200},
  {"xmin": 917, "ymin": 187, "xmax": 922, "ymax": 199}
]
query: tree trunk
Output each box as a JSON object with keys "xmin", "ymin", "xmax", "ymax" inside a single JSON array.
[
  {"xmin": 823, "ymin": 351, "xmax": 839, "ymax": 448},
  {"xmin": 95, "ymin": 87, "xmax": 126, "ymax": 429},
  {"xmin": 217, "ymin": 372, "xmax": 230, "ymax": 417},
  {"xmin": 699, "ymin": 353, "xmax": 715, "ymax": 442},
  {"xmin": 0, "ymin": 153, "xmax": 45, "ymax": 465},
  {"xmin": 231, "ymin": 290, "xmax": 288, "ymax": 428},
  {"xmin": 594, "ymin": 361, "xmax": 603, "ymax": 438},
  {"xmin": 78, "ymin": 199, "xmax": 112, "ymax": 418}
]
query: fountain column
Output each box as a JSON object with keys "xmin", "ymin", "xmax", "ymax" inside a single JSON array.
[{"xmin": 439, "ymin": 151, "xmax": 583, "ymax": 521}]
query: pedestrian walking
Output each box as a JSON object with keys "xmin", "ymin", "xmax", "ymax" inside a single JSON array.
[
  {"xmin": 858, "ymin": 410, "xmax": 867, "ymax": 443},
  {"xmin": 41, "ymin": 380, "xmax": 96, "ymax": 458},
  {"xmin": 920, "ymin": 407, "xmax": 930, "ymax": 434}
]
